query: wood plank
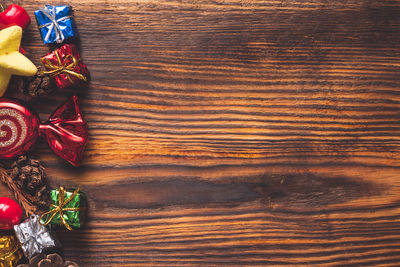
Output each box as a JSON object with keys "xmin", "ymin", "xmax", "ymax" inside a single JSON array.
[{"xmin": 1, "ymin": 0, "xmax": 400, "ymax": 265}]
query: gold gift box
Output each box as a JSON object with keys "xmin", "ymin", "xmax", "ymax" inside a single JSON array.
[{"xmin": 0, "ymin": 234, "xmax": 23, "ymax": 267}]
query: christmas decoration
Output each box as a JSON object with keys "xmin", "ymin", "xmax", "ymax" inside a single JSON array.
[
  {"xmin": 0, "ymin": 234, "xmax": 24, "ymax": 267},
  {"xmin": 0, "ymin": 96, "xmax": 88, "ymax": 166},
  {"xmin": 40, "ymin": 186, "xmax": 85, "ymax": 231},
  {"xmin": 0, "ymin": 197, "xmax": 22, "ymax": 230},
  {"xmin": 14, "ymin": 215, "xmax": 59, "ymax": 259},
  {"xmin": 0, "ymin": 26, "xmax": 37, "ymax": 96},
  {"xmin": 0, "ymin": 4, "xmax": 88, "ymax": 265},
  {"xmin": 0, "ymin": 4, "xmax": 31, "ymax": 30},
  {"xmin": 41, "ymin": 44, "xmax": 89, "ymax": 89},
  {"xmin": 35, "ymin": 5, "xmax": 76, "ymax": 44},
  {"xmin": 18, "ymin": 67, "xmax": 54, "ymax": 98},
  {"xmin": 17, "ymin": 253, "xmax": 78, "ymax": 267},
  {"xmin": 0, "ymin": 167, "xmax": 38, "ymax": 216},
  {"xmin": 10, "ymin": 155, "xmax": 49, "ymax": 208}
]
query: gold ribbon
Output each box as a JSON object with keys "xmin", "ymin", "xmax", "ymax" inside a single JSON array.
[
  {"xmin": 0, "ymin": 243, "xmax": 20, "ymax": 262},
  {"xmin": 0, "ymin": 235, "xmax": 22, "ymax": 266},
  {"xmin": 39, "ymin": 186, "xmax": 82, "ymax": 231},
  {"xmin": 41, "ymin": 52, "xmax": 87, "ymax": 83}
]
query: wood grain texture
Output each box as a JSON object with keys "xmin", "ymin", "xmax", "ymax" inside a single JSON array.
[{"xmin": 1, "ymin": 0, "xmax": 400, "ymax": 266}]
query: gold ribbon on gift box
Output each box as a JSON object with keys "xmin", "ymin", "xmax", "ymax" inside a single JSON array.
[
  {"xmin": 41, "ymin": 52, "xmax": 87, "ymax": 83},
  {"xmin": 39, "ymin": 186, "xmax": 82, "ymax": 231},
  {"xmin": 0, "ymin": 235, "xmax": 23, "ymax": 267}
]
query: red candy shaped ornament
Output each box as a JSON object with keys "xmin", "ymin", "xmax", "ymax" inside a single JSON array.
[
  {"xmin": 0, "ymin": 4, "xmax": 31, "ymax": 30},
  {"xmin": 0, "ymin": 197, "xmax": 22, "ymax": 230},
  {"xmin": 0, "ymin": 96, "xmax": 88, "ymax": 166},
  {"xmin": 0, "ymin": 99, "xmax": 40, "ymax": 159}
]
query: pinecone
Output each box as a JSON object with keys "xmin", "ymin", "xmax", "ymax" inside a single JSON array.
[
  {"xmin": 17, "ymin": 253, "xmax": 79, "ymax": 267},
  {"xmin": 19, "ymin": 66, "xmax": 54, "ymax": 98},
  {"xmin": 10, "ymin": 156, "xmax": 49, "ymax": 207}
]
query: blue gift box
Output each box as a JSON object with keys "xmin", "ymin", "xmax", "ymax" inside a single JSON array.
[{"xmin": 35, "ymin": 5, "xmax": 77, "ymax": 44}]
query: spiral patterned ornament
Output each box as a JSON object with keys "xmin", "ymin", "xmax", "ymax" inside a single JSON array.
[
  {"xmin": 0, "ymin": 99, "xmax": 40, "ymax": 159},
  {"xmin": 0, "ymin": 96, "xmax": 87, "ymax": 166}
]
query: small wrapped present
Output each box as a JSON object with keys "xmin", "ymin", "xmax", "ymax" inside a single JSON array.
[
  {"xmin": 14, "ymin": 215, "xmax": 58, "ymax": 259},
  {"xmin": 34, "ymin": 5, "xmax": 76, "ymax": 44},
  {"xmin": 0, "ymin": 234, "xmax": 23, "ymax": 267},
  {"xmin": 40, "ymin": 44, "xmax": 90, "ymax": 89},
  {"xmin": 40, "ymin": 186, "xmax": 86, "ymax": 231}
]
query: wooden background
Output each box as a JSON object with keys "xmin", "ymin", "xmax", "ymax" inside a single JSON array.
[{"xmin": 1, "ymin": 0, "xmax": 400, "ymax": 266}]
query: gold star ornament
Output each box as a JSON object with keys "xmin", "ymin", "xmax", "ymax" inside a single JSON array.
[{"xmin": 0, "ymin": 26, "xmax": 37, "ymax": 96}]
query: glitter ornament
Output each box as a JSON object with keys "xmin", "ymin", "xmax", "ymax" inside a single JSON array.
[
  {"xmin": 0, "ymin": 96, "xmax": 88, "ymax": 166},
  {"xmin": 0, "ymin": 99, "xmax": 39, "ymax": 159}
]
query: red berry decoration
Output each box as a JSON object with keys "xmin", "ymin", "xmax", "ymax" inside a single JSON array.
[
  {"xmin": 0, "ymin": 197, "xmax": 22, "ymax": 230},
  {"xmin": 0, "ymin": 4, "xmax": 31, "ymax": 30}
]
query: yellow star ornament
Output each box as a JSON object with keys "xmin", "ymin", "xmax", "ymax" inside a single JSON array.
[{"xmin": 0, "ymin": 26, "xmax": 37, "ymax": 96}]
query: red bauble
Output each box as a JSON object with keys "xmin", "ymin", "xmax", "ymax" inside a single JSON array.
[
  {"xmin": 0, "ymin": 96, "xmax": 88, "ymax": 166},
  {"xmin": 0, "ymin": 4, "xmax": 31, "ymax": 30},
  {"xmin": 0, "ymin": 197, "xmax": 22, "ymax": 230},
  {"xmin": 0, "ymin": 99, "xmax": 40, "ymax": 159}
]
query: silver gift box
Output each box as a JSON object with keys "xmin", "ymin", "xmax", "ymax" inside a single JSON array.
[{"xmin": 14, "ymin": 214, "xmax": 58, "ymax": 259}]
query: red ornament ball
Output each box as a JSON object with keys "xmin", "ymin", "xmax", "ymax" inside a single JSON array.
[
  {"xmin": 0, "ymin": 4, "xmax": 31, "ymax": 30},
  {"xmin": 0, "ymin": 99, "xmax": 40, "ymax": 159},
  {"xmin": 0, "ymin": 197, "xmax": 22, "ymax": 230}
]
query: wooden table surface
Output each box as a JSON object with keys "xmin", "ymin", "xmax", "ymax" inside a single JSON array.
[{"xmin": 1, "ymin": 0, "xmax": 400, "ymax": 266}]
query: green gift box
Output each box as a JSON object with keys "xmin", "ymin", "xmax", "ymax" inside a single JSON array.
[{"xmin": 40, "ymin": 186, "xmax": 86, "ymax": 230}]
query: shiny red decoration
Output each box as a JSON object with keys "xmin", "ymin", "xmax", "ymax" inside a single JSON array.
[
  {"xmin": 0, "ymin": 4, "xmax": 31, "ymax": 30},
  {"xmin": 0, "ymin": 96, "xmax": 88, "ymax": 166},
  {"xmin": 0, "ymin": 197, "xmax": 22, "ymax": 230},
  {"xmin": 40, "ymin": 96, "xmax": 88, "ymax": 166},
  {"xmin": 0, "ymin": 99, "xmax": 40, "ymax": 159},
  {"xmin": 41, "ymin": 44, "xmax": 90, "ymax": 89}
]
